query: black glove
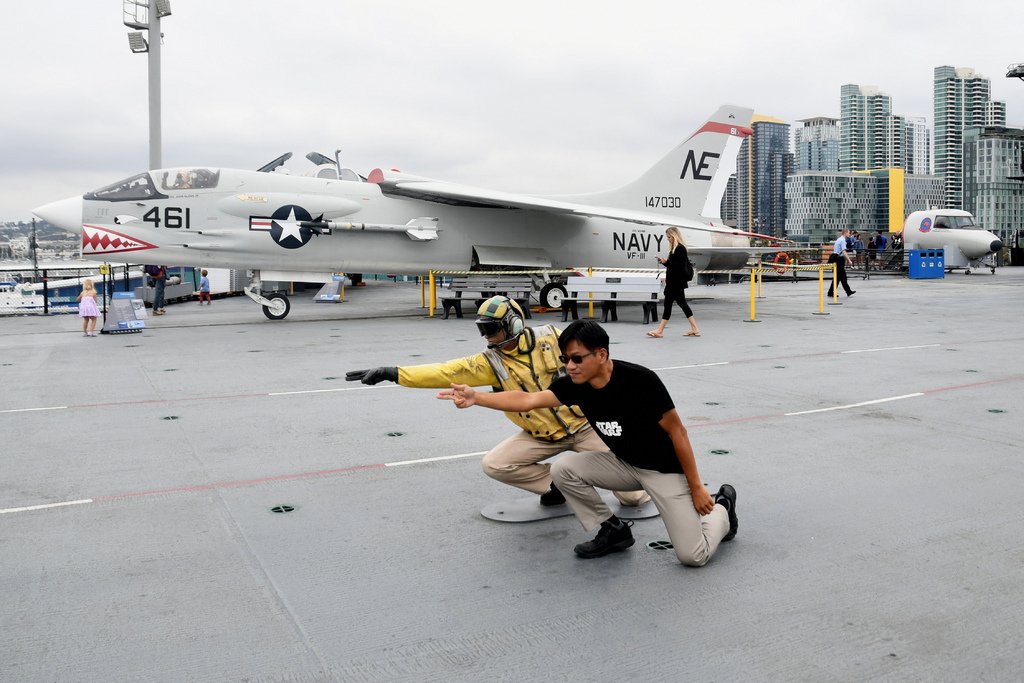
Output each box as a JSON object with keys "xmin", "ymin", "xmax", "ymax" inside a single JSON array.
[{"xmin": 345, "ymin": 367, "xmax": 398, "ymax": 385}]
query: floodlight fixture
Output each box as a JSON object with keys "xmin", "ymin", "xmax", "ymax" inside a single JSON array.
[
  {"xmin": 127, "ymin": 31, "xmax": 148, "ymax": 53},
  {"xmin": 154, "ymin": 0, "xmax": 172, "ymax": 18},
  {"xmin": 123, "ymin": 0, "xmax": 148, "ymax": 29},
  {"xmin": 1008, "ymin": 63, "xmax": 1024, "ymax": 81}
]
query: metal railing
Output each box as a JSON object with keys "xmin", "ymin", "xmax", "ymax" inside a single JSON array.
[{"xmin": 0, "ymin": 264, "xmax": 139, "ymax": 317}]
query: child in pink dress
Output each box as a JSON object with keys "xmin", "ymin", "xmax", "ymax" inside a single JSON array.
[{"xmin": 77, "ymin": 279, "xmax": 100, "ymax": 337}]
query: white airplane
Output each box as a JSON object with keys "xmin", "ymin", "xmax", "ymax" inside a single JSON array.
[
  {"xmin": 34, "ymin": 105, "xmax": 775, "ymax": 319},
  {"xmin": 902, "ymin": 209, "xmax": 1003, "ymax": 274}
]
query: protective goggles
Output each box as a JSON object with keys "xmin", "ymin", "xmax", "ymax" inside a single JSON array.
[{"xmin": 476, "ymin": 320, "xmax": 504, "ymax": 337}]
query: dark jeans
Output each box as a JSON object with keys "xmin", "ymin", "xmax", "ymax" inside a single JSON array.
[{"xmin": 153, "ymin": 278, "xmax": 166, "ymax": 310}]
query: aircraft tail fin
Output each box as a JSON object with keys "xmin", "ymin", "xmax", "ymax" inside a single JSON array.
[{"xmin": 564, "ymin": 105, "xmax": 754, "ymax": 221}]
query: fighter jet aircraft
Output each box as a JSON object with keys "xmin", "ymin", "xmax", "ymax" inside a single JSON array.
[
  {"xmin": 34, "ymin": 105, "xmax": 773, "ymax": 319},
  {"xmin": 902, "ymin": 209, "xmax": 1003, "ymax": 274}
]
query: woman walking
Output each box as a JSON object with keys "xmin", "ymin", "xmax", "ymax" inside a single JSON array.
[{"xmin": 647, "ymin": 227, "xmax": 700, "ymax": 338}]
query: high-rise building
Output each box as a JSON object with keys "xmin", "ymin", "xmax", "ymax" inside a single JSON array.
[
  {"xmin": 840, "ymin": 84, "xmax": 920, "ymax": 173},
  {"xmin": 840, "ymin": 84, "xmax": 893, "ymax": 171},
  {"xmin": 962, "ymin": 125, "xmax": 1024, "ymax": 245},
  {"xmin": 883, "ymin": 114, "xmax": 908, "ymax": 169},
  {"xmin": 905, "ymin": 116, "xmax": 931, "ymax": 175},
  {"xmin": 933, "ymin": 65, "xmax": 1006, "ymax": 209},
  {"xmin": 720, "ymin": 175, "xmax": 738, "ymax": 226},
  {"xmin": 794, "ymin": 117, "xmax": 840, "ymax": 172},
  {"xmin": 736, "ymin": 116, "xmax": 792, "ymax": 238}
]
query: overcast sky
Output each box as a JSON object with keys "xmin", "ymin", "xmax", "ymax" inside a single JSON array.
[{"xmin": 3, "ymin": 0, "xmax": 1022, "ymax": 220}]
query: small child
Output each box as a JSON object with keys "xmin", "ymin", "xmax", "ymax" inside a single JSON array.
[
  {"xmin": 198, "ymin": 269, "xmax": 211, "ymax": 305},
  {"xmin": 77, "ymin": 279, "xmax": 100, "ymax": 337}
]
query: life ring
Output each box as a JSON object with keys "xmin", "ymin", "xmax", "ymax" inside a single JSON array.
[{"xmin": 773, "ymin": 251, "xmax": 790, "ymax": 274}]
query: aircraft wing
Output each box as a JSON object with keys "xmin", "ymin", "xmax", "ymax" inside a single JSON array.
[{"xmin": 368, "ymin": 170, "xmax": 779, "ymax": 242}]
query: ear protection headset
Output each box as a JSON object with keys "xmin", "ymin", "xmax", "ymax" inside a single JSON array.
[{"xmin": 476, "ymin": 295, "xmax": 526, "ymax": 348}]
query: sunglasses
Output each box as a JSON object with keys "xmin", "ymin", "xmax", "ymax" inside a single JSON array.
[{"xmin": 558, "ymin": 351, "xmax": 597, "ymax": 365}]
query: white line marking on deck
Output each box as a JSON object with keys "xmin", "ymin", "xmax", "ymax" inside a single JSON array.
[
  {"xmin": 841, "ymin": 344, "xmax": 939, "ymax": 354},
  {"xmin": 655, "ymin": 362, "xmax": 730, "ymax": 371},
  {"xmin": 0, "ymin": 499, "xmax": 93, "ymax": 515},
  {"xmin": 785, "ymin": 393, "xmax": 924, "ymax": 416},
  {"xmin": 0, "ymin": 406, "xmax": 68, "ymax": 414},
  {"xmin": 385, "ymin": 451, "xmax": 487, "ymax": 467}
]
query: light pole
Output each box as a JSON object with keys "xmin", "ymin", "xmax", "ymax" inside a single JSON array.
[
  {"xmin": 123, "ymin": 0, "xmax": 172, "ymax": 170},
  {"xmin": 1007, "ymin": 65, "xmax": 1024, "ymax": 182}
]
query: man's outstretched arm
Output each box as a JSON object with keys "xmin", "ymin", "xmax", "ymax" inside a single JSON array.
[
  {"xmin": 347, "ymin": 355, "xmax": 496, "ymax": 388},
  {"xmin": 438, "ymin": 384, "xmax": 561, "ymax": 412}
]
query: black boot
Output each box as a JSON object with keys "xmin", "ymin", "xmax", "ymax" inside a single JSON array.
[
  {"xmin": 539, "ymin": 482, "xmax": 566, "ymax": 506},
  {"xmin": 573, "ymin": 516, "xmax": 635, "ymax": 558},
  {"xmin": 715, "ymin": 484, "xmax": 739, "ymax": 541}
]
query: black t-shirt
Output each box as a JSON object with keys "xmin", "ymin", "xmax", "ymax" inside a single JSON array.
[{"xmin": 549, "ymin": 359, "xmax": 681, "ymax": 474}]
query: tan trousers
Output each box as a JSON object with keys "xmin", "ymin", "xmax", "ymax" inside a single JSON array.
[
  {"xmin": 482, "ymin": 427, "xmax": 650, "ymax": 506},
  {"xmin": 551, "ymin": 450, "xmax": 730, "ymax": 566}
]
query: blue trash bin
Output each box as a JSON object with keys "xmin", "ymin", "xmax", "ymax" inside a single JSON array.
[{"xmin": 908, "ymin": 249, "xmax": 945, "ymax": 279}]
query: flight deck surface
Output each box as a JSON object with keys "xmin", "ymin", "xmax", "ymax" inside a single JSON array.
[{"xmin": 2, "ymin": 272, "xmax": 1022, "ymax": 681}]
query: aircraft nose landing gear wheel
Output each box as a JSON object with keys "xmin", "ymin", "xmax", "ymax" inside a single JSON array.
[
  {"xmin": 539, "ymin": 282, "xmax": 567, "ymax": 309},
  {"xmin": 262, "ymin": 293, "xmax": 291, "ymax": 320}
]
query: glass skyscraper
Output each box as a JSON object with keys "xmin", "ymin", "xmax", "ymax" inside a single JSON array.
[
  {"xmin": 737, "ymin": 116, "xmax": 792, "ymax": 239},
  {"xmin": 905, "ymin": 116, "xmax": 931, "ymax": 175},
  {"xmin": 933, "ymin": 65, "xmax": 1006, "ymax": 209},
  {"xmin": 840, "ymin": 84, "xmax": 892, "ymax": 171},
  {"xmin": 794, "ymin": 117, "xmax": 840, "ymax": 172},
  {"xmin": 962, "ymin": 125, "xmax": 1024, "ymax": 245}
]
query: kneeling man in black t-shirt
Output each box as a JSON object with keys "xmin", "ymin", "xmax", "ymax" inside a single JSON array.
[{"xmin": 439, "ymin": 320, "xmax": 738, "ymax": 565}]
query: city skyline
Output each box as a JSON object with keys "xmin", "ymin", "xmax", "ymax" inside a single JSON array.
[
  {"xmin": 5, "ymin": 65, "xmax": 1017, "ymax": 226},
  {"xmin": 1, "ymin": 1, "xmax": 1021, "ymax": 221}
]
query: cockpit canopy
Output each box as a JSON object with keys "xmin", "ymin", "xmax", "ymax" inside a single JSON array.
[
  {"xmin": 308, "ymin": 165, "xmax": 365, "ymax": 182},
  {"xmin": 160, "ymin": 168, "xmax": 221, "ymax": 191},
  {"xmin": 84, "ymin": 172, "xmax": 166, "ymax": 202},
  {"xmin": 934, "ymin": 215, "xmax": 980, "ymax": 230},
  {"xmin": 83, "ymin": 168, "xmax": 221, "ymax": 202}
]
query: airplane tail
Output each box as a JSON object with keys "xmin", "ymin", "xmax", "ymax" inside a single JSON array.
[{"xmin": 563, "ymin": 105, "xmax": 754, "ymax": 220}]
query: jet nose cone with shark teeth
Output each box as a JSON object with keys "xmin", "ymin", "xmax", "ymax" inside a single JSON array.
[{"xmin": 33, "ymin": 195, "xmax": 84, "ymax": 234}]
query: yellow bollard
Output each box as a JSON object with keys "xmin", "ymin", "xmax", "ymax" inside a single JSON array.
[
  {"xmin": 587, "ymin": 266, "xmax": 594, "ymax": 319},
  {"xmin": 813, "ymin": 265, "xmax": 829, "ymax": 316},
  {"xmin": 744, "ymin": 267, "xmax": 760, "ymax": 322},
  {"xmin": 428, "ymin": 270, "xmax": 436, "ymax": 317},
  {"xmin": 828, "ymin": 263, "xmax": 841, "ymax": 306}
]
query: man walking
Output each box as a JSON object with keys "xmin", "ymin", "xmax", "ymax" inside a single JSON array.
[{"xmin": 826, "ymin": 228, "xmax": 856, "ymax": 298}]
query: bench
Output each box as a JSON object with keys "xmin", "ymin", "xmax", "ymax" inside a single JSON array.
[
  {"xmin": 440, "ymin": 275, "xmax": 534, "ymax": 320},
  {"xmin": 560, "ymin": 276, "xmax": 662, "ymax": 324}
]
